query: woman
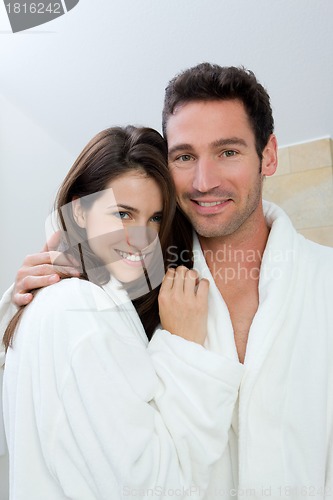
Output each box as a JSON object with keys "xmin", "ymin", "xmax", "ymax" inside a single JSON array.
[{"xmin": 2, "ymin": 126, "xmax": 240, "ymax": 499}]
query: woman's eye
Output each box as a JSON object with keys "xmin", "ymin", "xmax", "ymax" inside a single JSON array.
[
  {"xmin": 222, "ymin": 150, "xmax": 237, "ymax": 157},
  {"xmin": 114, "ymin": 211, "xmax": 130, "ymax": 219},
  {"xmin": 150, "ymin": 215, "xmax": 162, "ymax": 223}
]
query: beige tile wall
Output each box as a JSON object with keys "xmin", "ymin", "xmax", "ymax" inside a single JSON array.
[{"xmin": 263, "ymin": 138, "xmax": 333, "ymax": 247}]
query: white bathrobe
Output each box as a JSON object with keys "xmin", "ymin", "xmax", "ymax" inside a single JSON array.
[
  {"xmin": 2, "ymin": 275, "xmax": 243, "ymax": 499},
  {"xmin": 1, "ymin": 201, "xmax": 333, "ymax": 499},
  {"xmin": 194, "ymin": 201, "xmax": 333, "ymax": 498}
]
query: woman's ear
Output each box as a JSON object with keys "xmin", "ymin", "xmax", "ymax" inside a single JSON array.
[
  {"xmin": 261, "ymin": 134, "xmax": 278, "ymax": 177},
  {"xmin": 72, "ymin": 197, "xmax": 86, "ymax": 228}
]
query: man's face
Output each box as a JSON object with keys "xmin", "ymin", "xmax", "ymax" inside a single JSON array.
[{"xmin": 166, "ymin": 99, "xmax": 274, "ymax": 240}]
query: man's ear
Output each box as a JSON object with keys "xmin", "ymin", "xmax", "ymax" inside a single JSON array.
[
  {"xmin": 72, "ymin": 197, "xmax": 86, "ymax": 228},
  {"xmin": 261, "ymin": 134, "xmax": 278, "ymax": 177}
]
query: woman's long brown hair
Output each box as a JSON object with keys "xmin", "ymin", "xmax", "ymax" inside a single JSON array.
[{"xmin": 3, "ymin": 126, "xmax": 193, "ymax": 352}]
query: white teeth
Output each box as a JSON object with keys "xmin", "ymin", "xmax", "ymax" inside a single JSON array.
[
  {"xmin": 118, "ymin": 250, "xmax": 144, "ymax": 262},
  {"xmin": 197, "ymin": 201, "xmax": 224, "ymax": 207}
]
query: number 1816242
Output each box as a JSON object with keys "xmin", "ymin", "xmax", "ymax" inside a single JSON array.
[{"xmin": 5, "ymin": 3, "xmax": 62, "ymax": 14}]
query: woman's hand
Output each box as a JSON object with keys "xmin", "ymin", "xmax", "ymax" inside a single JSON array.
[
  {"xmin": 12, "ymin": 231, "xmax": 80, "ymax": 307},
  {"xmin": 158, "ymin": 266, "xmax": 209, "ymax": 346}
]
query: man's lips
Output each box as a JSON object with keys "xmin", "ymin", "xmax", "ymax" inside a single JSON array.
[
  {"xmin": 194, "ymin": 200, "xmax": 228, "ymax": 207},
  {"xmin": 190, "ymin": 198, "xmax": 232, "ymax": 213}
]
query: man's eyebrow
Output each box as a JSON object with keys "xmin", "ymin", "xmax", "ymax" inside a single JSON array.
[
  {"xmin": 211, "ymin": 137, "xmax": 248, "ymax": 148},
  {"xmin": 168, "ymin": 138, "xmax": 248, "ymax": 157},
  {"xmin": 168, "ymin": 144, "xmax": 194, "ymax": 157}
]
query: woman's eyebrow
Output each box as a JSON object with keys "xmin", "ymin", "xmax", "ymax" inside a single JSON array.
[{"xmin": 107, "ymin": 204, "xmax": 139, "ymax": 213}]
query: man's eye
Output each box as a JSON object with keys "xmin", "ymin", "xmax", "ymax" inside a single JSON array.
[
  {"xmin": 176, "ymin": 154, "xmax": 193, "ymax": 162},
  {"xmin": 223, "ymin": 150, "xmax": 237, "ymax": 157}
]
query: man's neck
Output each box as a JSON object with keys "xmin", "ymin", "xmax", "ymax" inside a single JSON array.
[
  {"xmin": 198, "ymin": 210, "xmax": 270, "ymax": 275},
  {"xmin": 198, "ymin": 209, "xmax": 271, "ymax": 364}
]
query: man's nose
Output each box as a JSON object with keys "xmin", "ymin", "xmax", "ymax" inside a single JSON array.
[{"xmin": 192, "ymin": 157, "xmax": 221, "ymax": 193}]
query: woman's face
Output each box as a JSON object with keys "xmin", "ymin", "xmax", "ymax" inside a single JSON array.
[{"xmin": 73, "ymin": 171, "xmax": 164, "ymax": 283}]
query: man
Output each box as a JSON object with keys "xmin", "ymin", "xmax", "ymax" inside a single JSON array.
[{"xmin": 2, "ymin": 63, "xmax": 333, "ymax": 497}]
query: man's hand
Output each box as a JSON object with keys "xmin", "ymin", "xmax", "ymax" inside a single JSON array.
[
  {"xmin": 13, "ymin": 231, "xmax": 80, "ymax": 307},
  {"xmin": 158, "ymin": 266, "xmax": 209, "ymax": 346}
]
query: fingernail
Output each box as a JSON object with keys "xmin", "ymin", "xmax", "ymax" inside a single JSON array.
[
  {"xmin": 48, "ymin": 274, "xmax": 59, "ymax": 283},
  {"xmin": 69, "ymin": 268, "xmax": 80, "ymax": 276}
]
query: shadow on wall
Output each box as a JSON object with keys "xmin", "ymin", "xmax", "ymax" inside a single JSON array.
[
  {"xmin": 0, "ymin": 366, "xmax": 9, "ymax": 500},
  {"xmin": 263, "ymin": 138, "xmax": 333, "ymax": 247},
  {"xmin": 0, "ymin": 453, "xmax": 9, "ymax": 500}
]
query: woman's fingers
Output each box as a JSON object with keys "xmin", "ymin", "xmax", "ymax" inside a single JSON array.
[
  {"xmin": 196, "ymin": 278, "xmax": 210, "ymax": 301},
  {"xmin": 183, "ymin": 268, "xmax": 199, "ymax": 295},
  {"xmin": 171, "ymin": 266, "xmax": 188, "ymax": 293},
  {"xmin": 161, "ymin": 267, "xmax": 176, "ymax": 291},
  {"xmin": 158, "ymin": 266, "xmax": 209, "ymax": 346}
]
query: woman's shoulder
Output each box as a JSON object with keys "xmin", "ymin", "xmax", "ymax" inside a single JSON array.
[
  {"xmin": 31, "ymin": 277, "xmax": 112, "ymax": 313},
  {"xmin": 15, "ymin": 278, "xmax": 126, "ymax": 360}
]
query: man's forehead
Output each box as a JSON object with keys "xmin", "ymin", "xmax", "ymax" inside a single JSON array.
[
  {"xmin": 166, "ymin": 99, "xmax": 247, "ymax": 130},
  {"xmin": 166, "ymin": 100, "xmax": 253, "ymax": 152}
]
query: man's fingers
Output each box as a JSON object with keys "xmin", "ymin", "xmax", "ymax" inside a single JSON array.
[
  {"xmin": 22, "ymin": 252, "xmax": 79, "ymax": 269},
  {"xmin": 54, "ymin": 266, "xmax": 81, "ymax": 278},
  {"xmin": 12, "ymin": 273, "xmax": 61, "ymax": 307},
  {"xmin": 18, "ymin": 263, "xmax": 79, "ymax": 280},
  {"xmin": 23, "ymin": 251, "xmax": 58, "ymax": 267},
  {"xmin": 51, "ymin": 252, "xmax": 80, "ymax": 267},
  {"xmin": 15, "ymin": 265, "xmax": 80, "ymax": 297},
  {"xmin": 17, "ymin": 274, "xmax": 60, "ymax": 295},
  {"xmin": 41, "ymin": 230, "xmax": 61, "ymax": 252},
  {"xmin": 12, "ymin": 292, "xmax": 33, "ymax": 307},
  {"xmin": 40, "ymin": 232, "xmax": 80, "ymax": 266}
]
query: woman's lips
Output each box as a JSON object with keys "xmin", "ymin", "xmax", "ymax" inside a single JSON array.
[{"xmin": 114, "ymin": 249, "xmax": 152, "ymax": 267}]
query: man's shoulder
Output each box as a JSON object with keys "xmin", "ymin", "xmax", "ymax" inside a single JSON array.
[
  {"xmin": 300, "ymin": 234, "xmax": 333, "ymax": 258},
  {"xmin": 298, "ymin": 234, "xmax": 333, "ymax": 278}
]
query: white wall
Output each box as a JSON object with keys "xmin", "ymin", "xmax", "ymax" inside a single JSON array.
[{"xmin": 0, "ymin": 94, "xmax": 73, "ymax": 295}]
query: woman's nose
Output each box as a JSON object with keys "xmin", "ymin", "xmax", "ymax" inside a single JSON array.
[{"xmin": 125, "ymin": 226, "xmax": 157, "ymax": 251}]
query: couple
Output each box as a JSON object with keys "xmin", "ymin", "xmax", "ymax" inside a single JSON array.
[{"xmin": 2, "ymin": 63, "xmax": 333, "ymax": 499}]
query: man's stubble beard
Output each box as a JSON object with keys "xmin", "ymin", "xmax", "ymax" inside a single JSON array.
[{"xmin": 178, "ymin": 172, "xmax": 263, "ymax": 239}]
